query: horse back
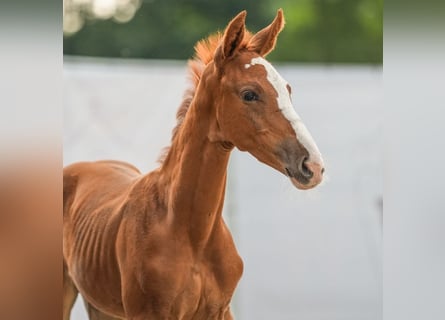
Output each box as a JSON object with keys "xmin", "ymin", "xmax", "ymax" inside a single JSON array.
[{"xmin": 63, "ymin": 160, "xmax": 141, "ymax": 210}]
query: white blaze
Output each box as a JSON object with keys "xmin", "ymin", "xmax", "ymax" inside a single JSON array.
[{"xmin": 245, "ymin": 57, "xmax": 323, "ymax": 165}]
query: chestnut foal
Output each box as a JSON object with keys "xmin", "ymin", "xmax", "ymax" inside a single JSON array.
[{"xmin": 63, "ymin": 9, "xmax": 324, "ymax": 320}]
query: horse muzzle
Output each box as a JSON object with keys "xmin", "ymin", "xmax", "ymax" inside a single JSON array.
[{"xmin": 285, "ymin": 160, "xmax": 324, "ymax": 190}]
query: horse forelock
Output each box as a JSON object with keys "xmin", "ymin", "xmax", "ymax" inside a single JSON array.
[{"xmin": 158, "ymin": 31, "xmax": 253, "ymax": 163}]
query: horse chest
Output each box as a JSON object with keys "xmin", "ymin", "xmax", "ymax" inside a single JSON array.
[
  {"xmin": 171, "ymin": 249, "xmax": 243, "ymax": 319},
  {"xmin": 125, "ymin": 229, "xmax": 243, "ymax": 319},
  {"xmin": 177, "ymin": 228, "xmax": 243, "ymax": 316}
]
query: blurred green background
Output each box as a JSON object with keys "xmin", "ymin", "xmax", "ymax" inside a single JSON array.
[{"xmin": 63, "ymin": 0, "xmax": 382, "ymax": 63}]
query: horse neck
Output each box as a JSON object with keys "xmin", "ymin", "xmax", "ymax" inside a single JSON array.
[{"xmin": 159, "ymin": 80, "xmax": 232, "ymax": 250}]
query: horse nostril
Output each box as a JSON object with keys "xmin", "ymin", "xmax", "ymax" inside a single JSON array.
[
  {"xmin": 285, "ymin": 167, "xmax": 292, "ymax": 177},
  {"xmin": 321, "ymin": 167, "xmax": 325, "ymax": 175},
  {"xmin": 299, "ymin": 157, "xmax": 313, "ymax": 179}
]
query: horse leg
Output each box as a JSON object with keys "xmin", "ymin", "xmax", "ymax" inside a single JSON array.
[
  {"xmin": 83, "ymin": 298, "xmax": 123, "ymax": 320},
  {"xmin": 63, "ymin": 260, "xmax": 78, "ymax": 320}
]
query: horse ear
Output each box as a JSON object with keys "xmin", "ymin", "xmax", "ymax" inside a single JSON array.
[
  {"xmin": 215, "ymin": 11, "xmax": 247, "ymax": 64},
  {"xmin": 247, "ymin": 9, "xmax": 285, "ymax": 57}
]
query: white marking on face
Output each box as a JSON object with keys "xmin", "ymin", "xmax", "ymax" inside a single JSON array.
[{"xmin": 245, "ymin": 57, "xmax": 324, "ymax": 165}]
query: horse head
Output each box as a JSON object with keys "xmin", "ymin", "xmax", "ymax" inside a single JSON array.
[{"xmin": 198, "ymin": 10, "xmax": 325, "ymax": 190}]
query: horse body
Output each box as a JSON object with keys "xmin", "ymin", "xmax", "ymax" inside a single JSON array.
[
  {"xmin": 63, "ymin": 161, "xmax": 138, "ymax": 317},
  {"xmin": 64, "ymin": 151, "xmax": 242, "ymax": 319},
  {"xmin": 64, "ymin": 9, "xmax": 324, "ymax": 320}
]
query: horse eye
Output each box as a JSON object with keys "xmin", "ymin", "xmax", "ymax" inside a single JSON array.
[{"xmin": 242, "ymin": 90, "xmax": 258, "ymax": 102}]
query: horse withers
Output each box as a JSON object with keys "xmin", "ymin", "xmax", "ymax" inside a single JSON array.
[{"xmin": 63, "ymin": 9, "xmax": 324, "ymax": 320}]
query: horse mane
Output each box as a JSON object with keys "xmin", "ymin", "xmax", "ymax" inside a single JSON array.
[{"xmin": 158, "ymin": 31, "xmax": 253, "ymax": 163}]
